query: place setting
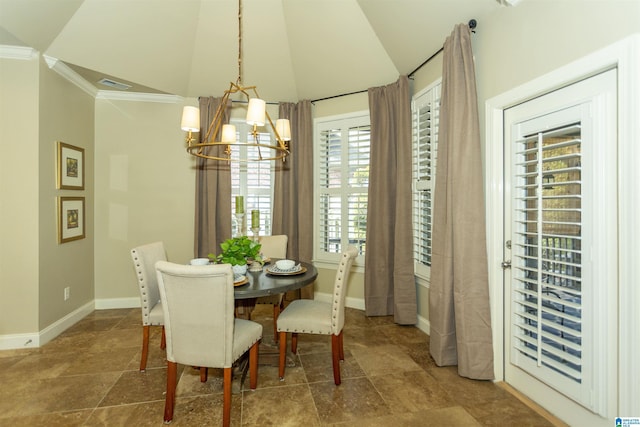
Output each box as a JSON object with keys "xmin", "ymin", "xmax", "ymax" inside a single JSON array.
[{"xmin": 266, "ymin": 259, "xmax": 307, "ymax": 276}]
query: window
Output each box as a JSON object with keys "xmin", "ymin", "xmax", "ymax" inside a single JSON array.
[
  {"xmin": 315, "ymin": 113, "xmax": 370, "ymax": 263},
  {"xmin": 230, "ymin": 121, "xmax": 275, "ymax": 236},
  {"xmin": 412, "ymin": 80, "xmax": 441, "ymax": 279}
]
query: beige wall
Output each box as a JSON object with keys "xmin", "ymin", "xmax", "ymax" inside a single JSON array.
[
  {"xmin": 38, "ymin": 57, "xmax": 95, "ymax": 329},
  {"xmin": 93, "ymin": 98, "xmax": 196, "ymax": 302},
  {"xmin": 0, "ymin": 53, "xmax": 95, "ymax": 335},
  {"xmin": 0, "ymin": 55, "xmax": 40, "ymax": 334}
]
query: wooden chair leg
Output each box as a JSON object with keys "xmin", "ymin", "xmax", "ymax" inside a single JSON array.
[
  {"xmin": 140, "ymin": 325, "xmax": 150, "ymax": 372},
  {"xmin": 291, "ymin": 332, "xmax": 298, "ymax": 354},
  {"xmin": 273, "ymin": 304, "xmax": 280, "ymax": 343},
  {"xmin": 338, "ymin": 330, "xmax": 344, "ymax": 361},
  {"xmin": 200, "ymin": 367, "xmax": 208, "ymax": 382},
  {"xmin": 223, "ymin": 367, "xmax": 232, "ymax": 427},
  {"xmin": 331, "ymin": 334, "xmax": 342, "ymax": 385},
  {"xmin": 249, "ymin": 341, "xmax": 259, "ymax": 389},
  {"xmin": 164, "ymin": 361, "xmax": 178, "ymax": 423},
  {"xmin": 160, "ymin": 326, "xmax": 166, "ymax": 350},
  {"xmin": 278, "ymin": 331, "xmax": 287, "ymax": 380}
]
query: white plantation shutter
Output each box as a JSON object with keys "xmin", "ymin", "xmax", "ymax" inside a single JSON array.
[
  {"xmin": 231, "ymin": 123, "xmax": 274, "ymax": 235},
  {"xmin": 412, "ymin": 81, "xmax": 441, "ymax": 277},
  {"xmin": 512, "ymin": 120, "xmax": 586, "ymax": 399},
  {"xmin": 316, "ymin": 114, "xmax": 370, "ymax": 261}
]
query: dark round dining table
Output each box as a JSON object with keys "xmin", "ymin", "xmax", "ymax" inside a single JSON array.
[{"xmin": 233, "ymin": 260, "xmax": 318, "ymax": 300}]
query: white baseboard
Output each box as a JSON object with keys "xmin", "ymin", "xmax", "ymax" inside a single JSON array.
[
  {"xmin": 0, "ymin": 300, "xmax": 94, "ymax": 350},
  {"xmin": 0, "ymin": 332, "xmax": 40, "ymax": 350},
  {"xmin": 313, "ymin": 292, "xmax": 430, "ymax": 335},
  {"xmin": 314, "ymin": 292, "xmax": 365, "ymax": 310},
  {"xmin": 416, "ymin": 313, "xmax": 430, "ymax": 335},
  {"xmin": 95, "ymin": 297, "xmax": 140, "ymax": 309}
]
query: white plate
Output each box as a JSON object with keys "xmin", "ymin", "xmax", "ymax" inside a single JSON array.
[{"xmin": 266, "ymin": 265, "xmax": 306, "ymax": 275}]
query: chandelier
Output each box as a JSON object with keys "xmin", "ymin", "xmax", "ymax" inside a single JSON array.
[{"xmin": 179, "ymin": 0, "xmax": 291, "ymax": 163}]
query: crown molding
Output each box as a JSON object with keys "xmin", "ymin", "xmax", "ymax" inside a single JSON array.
[
  {"xmin": 96, "ymin": 91, "xmax": 182, "ymax": 103},
  {"xmin": 43, "ymin": 55, "xmax": 98, "ymax": 97},
  {"xmin": 0, "ymin": 45, "xmax": 37, "ymax": 60}
]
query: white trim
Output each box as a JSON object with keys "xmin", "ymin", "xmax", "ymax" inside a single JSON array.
[
  {"xmin": 485, "ymin": 34, "xmax": 640, "ymax": 419},
  {"xmin": 0, "ymin": 300, "xmax": 94, "ymax": 350},
  {"xmin": 43, "ymin": 55, "xmax": 98, "ymax": 97},
  {"xmin": 96, "ymin": 91, "xmax": 182, "ymax": 104},
  {"xmin": 0, "ymin": 332, "xmax": 40, "ymax": 350},
  {"xmin": 416, "ymin": 313, "xmax": 430, "ymax": 335},
  {"xmin": 41, "ymin": 53, "xmax": 183, "ymax": 104},
  {"xmin": 94, "ymin": 297, "xmax": 141, "ymax": 310},
  {"xmin": 615, "ymin": 34, "xmax": 640, "ymax": 417},
  {"xmin": 0, "ymin": 45, "xmax": 37, "ymax": 60}
]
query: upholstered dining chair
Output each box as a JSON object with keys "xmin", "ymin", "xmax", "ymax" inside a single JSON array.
[
  {"xmin": 155, "ymin": 261, "xmax": 262, "ymax": 426},
  {"xmin": 130, "ymin": 241, "xmax": 167, "ymax": 372},
  {"xmin": 277, "ymin": 246, "xmax": 358, "ymax": 385},
  {"xmin": 257, "ymin": 234, "xmax": 288, "ymax": 341}
]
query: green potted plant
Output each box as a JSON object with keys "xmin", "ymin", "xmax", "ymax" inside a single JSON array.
[{"xmin": 209, "ymin": 236, "xmax": 262, "ymax": 275}]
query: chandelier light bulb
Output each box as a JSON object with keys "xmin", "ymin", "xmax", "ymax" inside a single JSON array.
[
  {"xmin": 180, "ymin": 106, "xmax": 200, "ymax": 132},
  {"xmin": 221, "ymin": 124, "xmax": 237, "ymax": 143},
  {"xmin": 246, "ymin": 98, "xmax": 266, "ymax": 126},
  {"xmin": 276, "ymin": 119, "xmax": 291, "ymax": 141}
]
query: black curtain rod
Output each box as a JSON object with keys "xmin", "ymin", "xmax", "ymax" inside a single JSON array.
[
  {"xmin": 311, "ymin": 19, "xmax": 477, "ymax": 104},
  {"xmin": 231, "ymin": 99, "xmax": 279, "ymax": 106},
  {"xmin": 408, "ymin": 19, "xmax": 476, "ymax": 78}
]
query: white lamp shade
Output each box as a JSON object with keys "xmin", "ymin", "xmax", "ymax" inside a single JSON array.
[
  {"xmin": 275, "ymin": 119, "xmax": 291, "ymax": 141},
  {"xmin": 181, "ymin": 106, "xmax": 200, "ymax": 132},
  {"xmin": 221, "ymin": 124, "xmax": 237, "ymax": 143},
  {"xmin": 246, "ymin": 98, "xmax": 266, "ymax": 126}
]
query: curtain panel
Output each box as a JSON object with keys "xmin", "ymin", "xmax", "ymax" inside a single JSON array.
[
  {"xmin": 364, "ymin": 76, "xmax": 417, "ymax": 325},
  {"xmin": 273, "ymin": 100, "xmax": 314, "ymax": 299},
  {"xmin": 429, "ymin": 24, "xmax": 494, "ymax": 380},
  {"xmin": 194, "ymin": 96, "xmax": 232, "ymax": 258}
]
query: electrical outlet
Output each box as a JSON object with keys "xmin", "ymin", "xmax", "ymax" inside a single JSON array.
[{"xmin": 64, "ymin": 287, "xmax": 70, "ymax": 301}]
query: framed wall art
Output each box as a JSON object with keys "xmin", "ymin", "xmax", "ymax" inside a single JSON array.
[
  {"xmin": 56, "ymin": 141, "xmax": 84, "ymax": 190},
  {"xmin": 58, "ymin": 197, "xmax": 85, "ymax": 243}
]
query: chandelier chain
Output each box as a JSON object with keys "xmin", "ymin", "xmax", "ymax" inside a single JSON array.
[{"xmin": 237, "ymin": 0, "xmax": 242, "ymax": 85}]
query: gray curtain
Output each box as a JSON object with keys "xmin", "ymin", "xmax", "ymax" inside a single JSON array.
[
  {"xmin": 273, "ymin": 100, "xmax": 314, "ymax": 299},
  {"xmin": 429, "ymin": 24, "xmax": 494, "ymax": 380},
  {"xmin": 364, "ymin": 76, "xmax": 417, "ymax": 325},
  {"xmin": 194, "ymin": 96, "xmax": 232, "ymax": 258}
]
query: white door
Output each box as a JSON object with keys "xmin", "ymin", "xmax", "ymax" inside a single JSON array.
[{"xmin": 503, "ymin": 69, "xmax": 617, "ymax": 425}]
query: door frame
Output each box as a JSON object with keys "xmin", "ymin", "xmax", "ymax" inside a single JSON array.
[{"xmin": 484, "ymin": 34, "xmax": 640, "ymax": 417}]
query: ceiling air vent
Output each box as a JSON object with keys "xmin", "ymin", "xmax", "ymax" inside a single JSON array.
[{"xmin": 98, "ymin": 78, "xmax": 132, "ymax": 90}]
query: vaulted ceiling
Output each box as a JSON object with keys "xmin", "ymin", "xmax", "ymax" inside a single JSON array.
[{"xmin": 0, "ymin": 0, "xmax": 503, "ymax": 102}]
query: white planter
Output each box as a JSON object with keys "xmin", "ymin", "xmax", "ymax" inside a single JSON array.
[{"xmin": 232, "ymin": 264, "xmax": 248, "ymax": 276}]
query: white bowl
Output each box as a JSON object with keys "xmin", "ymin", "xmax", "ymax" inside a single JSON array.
[
  {"xmin": 190, "ymin": 258, "xmax": 210, "ymax": 266},
  {"xmin": 275, "ymin": 259, "xmax": 295, "ymax": 270}
]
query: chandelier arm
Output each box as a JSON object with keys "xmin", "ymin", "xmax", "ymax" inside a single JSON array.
[{"xmin": 203, "ymin": 87, "xmax": 233, "ymax": 143}]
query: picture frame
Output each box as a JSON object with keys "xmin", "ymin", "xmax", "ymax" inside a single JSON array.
[
  {"xmin": 58, "ymin": 197, "xmax": 85, "ymax": 243},
  {"xmin": 56, "ymin": 141, "xmax": 84, "ymax": 190}
]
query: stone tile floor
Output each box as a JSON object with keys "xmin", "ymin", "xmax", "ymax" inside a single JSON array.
[{"xmin": 0, "ymin": 305, "xmax": 562, "ymax": 426}]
